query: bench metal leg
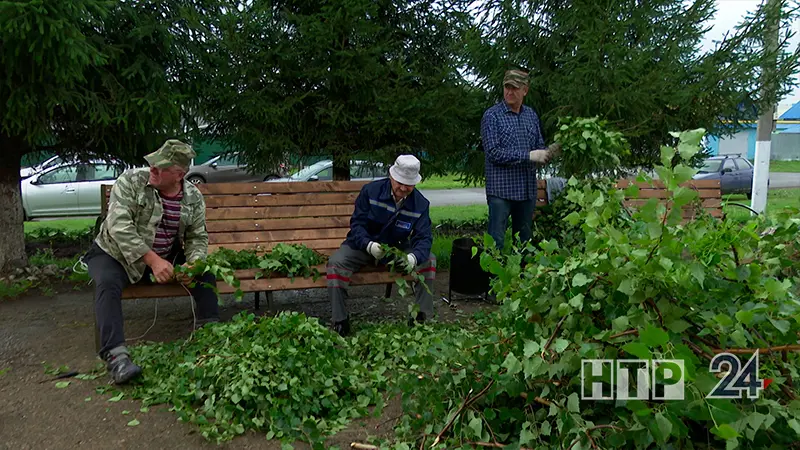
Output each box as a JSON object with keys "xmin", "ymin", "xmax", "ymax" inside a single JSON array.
[
  {"xmin": 266, "ymin": 291, "xmax": 273, "ymax": 309},
  {"xmin": 254, "ymin": 291, "xmax": 260, "ymax": 310},
  {"xmin": 384, "ymin": 283, "xmax": 392, "ymax": 299}
]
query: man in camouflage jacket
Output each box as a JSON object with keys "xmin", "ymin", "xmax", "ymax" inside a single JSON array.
[{"xmin": 85, "ymin": 140, "xmax": 219, "ymax": 384}]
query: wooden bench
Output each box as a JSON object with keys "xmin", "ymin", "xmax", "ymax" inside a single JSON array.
[
  {"xmin": 533, "ymin": 178, "xmax": 723, "ymax": 221},
  {"xmin": 98, "ymin": 181, "xmax": 413, "ymax": 308}
]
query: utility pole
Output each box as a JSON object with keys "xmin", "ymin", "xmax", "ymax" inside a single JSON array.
[{"xmin": 751, "ymin": 0, "xmax": 781, "ymax": 214}]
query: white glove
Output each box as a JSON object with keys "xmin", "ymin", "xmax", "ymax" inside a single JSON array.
[
  {"xmin": 405, "ymin": 253, "xmax": 417, "ymax": 271},
  {"xmin": 529, "ymin": 149, "xmax": 549, "ymax": 163},
  {"xmin": 367, "ymin": 241, "xmax": 385, "ymax": 259}
]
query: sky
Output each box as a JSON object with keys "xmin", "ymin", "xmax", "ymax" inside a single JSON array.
[{"xmin": 700, "ymin": 0, "xmax": 800, "ymax": 107}]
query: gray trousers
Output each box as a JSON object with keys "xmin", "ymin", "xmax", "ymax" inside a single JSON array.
[{"xmin": 327, "ymin": 243, "xmax": 436, "ymax": 323}]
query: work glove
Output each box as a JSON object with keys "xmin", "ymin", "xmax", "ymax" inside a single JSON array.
[
  {"xmin": 367, "ymin": 241, "xmax": 385, "ymax": 260},
  {"xmin": 529, "ymin": 149, "xmax": 550, "ymax": 163},
  {"xmin": 404, "ymin": 253, "xmax": 418, "ymax": 272}
]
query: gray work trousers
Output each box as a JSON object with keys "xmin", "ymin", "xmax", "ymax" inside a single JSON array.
[{"xmin": 327, "ymin": 243, "xmax": 437, "ymax": 323}]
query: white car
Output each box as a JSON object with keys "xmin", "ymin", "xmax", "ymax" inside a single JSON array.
[
  {"xmin": 20, "ymin": 155, "xmax": 67, "ymax": 179},
  {"xmin": 21, "ymin": 161, "xmax": 128, "ymax": 219}
]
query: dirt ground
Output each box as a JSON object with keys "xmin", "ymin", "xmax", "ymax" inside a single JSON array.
[{"xmin": 0, "ymin": 272, "xmax": 496, "ymax": 450}]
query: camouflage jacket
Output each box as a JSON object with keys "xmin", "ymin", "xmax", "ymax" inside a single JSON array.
[{"xmin": 94, "ymin": 167, "xmax": 208, "ymax": 283}]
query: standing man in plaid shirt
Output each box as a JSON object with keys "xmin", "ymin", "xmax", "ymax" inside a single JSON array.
[{"xmin": 481, "ymin": 68, "xmax": 560, "ymax": 250}]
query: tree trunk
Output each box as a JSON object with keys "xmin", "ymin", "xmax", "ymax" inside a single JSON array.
[
  {"xmin": 0, "ymin": 137, "xmax": 28, "ymax": 272},
  {"xmin": 332, "ymin": 151, "xmax": 351, "ymax": 181}
]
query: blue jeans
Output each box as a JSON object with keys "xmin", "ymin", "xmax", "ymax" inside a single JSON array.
[{"xmin": 487, "ymin": 195, "xmax": 536, "ymax": 250}]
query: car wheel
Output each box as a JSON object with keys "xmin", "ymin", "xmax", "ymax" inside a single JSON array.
[
  {"xmin": 264, "ymin": 174, "xmax": 279, "ymax": 181},
  {"xmin": 187, "ymin": 175, "xmax": 205, "ymax": 185}
]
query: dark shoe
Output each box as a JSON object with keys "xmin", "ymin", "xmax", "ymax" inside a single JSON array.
[
  {"xmin": 407, "ymin": 312, "xmax": 426, "ymax": 327},
  {"xmin": 333, "ymin": 318, "xmax": 351, "ymax": 337},
  {"xmin": 193, "ymin": 317, "xmax": 220, "ymax": 331},
  {"xmin": 106, "ymin": 354, "xmax": 142, "ymax": 385}
]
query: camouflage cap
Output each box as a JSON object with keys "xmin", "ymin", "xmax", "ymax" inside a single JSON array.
[
  {"xmin": 144, "ymin": 139, "xmax": 195, "ymax": 170},
  {"xmin": 503, "ymin": 69, "xmax": 529, "ymax": 88}
]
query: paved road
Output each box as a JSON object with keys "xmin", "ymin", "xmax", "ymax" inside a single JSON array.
[{"xmin": 421, "ymin": 172, "xmax": 800, "ymax": 207}]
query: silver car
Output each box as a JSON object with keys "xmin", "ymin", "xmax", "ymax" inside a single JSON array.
[
  {"xmin": 21, "ymin": 161, "xmax": 128, "ymax": 219},
  {"xmin": 184, "ymin": 152, "xmax": 287, "ymax": 185},
  {"xmin": 268, "ymin": 160, "xmax": 387, "ymax": 182}
]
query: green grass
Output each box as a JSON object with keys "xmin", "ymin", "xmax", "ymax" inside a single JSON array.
[
  {"xmin": 429, "ymin": 204, "xmax": 488, "ymax": 223},
  {"xmin": 24, "ymin": 218, "xmax": 96, "ymax": 233},
  {"xmin": 722, "ymin": 188, "xmax": 800, "ymax": 221},
  {"xmin": 766, "ymin": 160, "xmax": 800, "ymax": 173},
  {"xmin": 417, "ymin": 174, "xmax": 484, "ymax": 190}
]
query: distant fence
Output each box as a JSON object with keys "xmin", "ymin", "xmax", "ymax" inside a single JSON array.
[{"xmin": 771, "ymin": 133, "xmax": 800, "ymax": 160}]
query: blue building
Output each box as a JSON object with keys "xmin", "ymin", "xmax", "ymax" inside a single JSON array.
[{"xmin": 706, "ymin": 101, "xmax": 800, "ymax": 160}]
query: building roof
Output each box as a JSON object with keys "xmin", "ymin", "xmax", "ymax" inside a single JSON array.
[{"xmin": 779, "ymin": 101, "xmax": 800, "ymax": 120}]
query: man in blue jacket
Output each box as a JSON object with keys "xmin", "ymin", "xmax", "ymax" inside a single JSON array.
[{"xmin": 327, "ymin": 155, "xmax": 436, "ymax": 336}]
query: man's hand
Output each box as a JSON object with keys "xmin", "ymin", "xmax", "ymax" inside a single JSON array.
[
  {"xmin": 547, "ymin": 142, "xmax": 562, "ymax": 159},
  {"xmin": 529, "ymin": 149, "xmax": 550, "ymax": 163},
  {"xmin": 144, "ymin": 252, "xmax": 174, "ymax": 284},
  {"xmin": 175, "ymin": 263, "xmax": 194, "ymax": 284},
  {"xmin": 367, "ymin": 241, "xmax": 385, "ymax": 260},
  {"xmin": 404, "ymin": 253, "xmax": 417, "ymax": 272}
]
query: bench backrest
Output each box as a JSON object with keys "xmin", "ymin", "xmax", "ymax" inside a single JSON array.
[
  {"xmin": 101, "ymin": 181, "xmax": 370, "ymax": 256},
  {"xmin": 100, "ymin": 177, "xmax": 721, "ymax": 253}
]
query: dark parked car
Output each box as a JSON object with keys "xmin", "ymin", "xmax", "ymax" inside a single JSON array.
[
  {"xmin": 184, "ymin": 152, "xmax": 287, "ymax": 185},
  {"xmin": 267, "ymin": 160, "xmax": 387, "ymax": 182},
  {"xmin": 693, "ymin": 155, "xmax": 765, "ymax": 197}
]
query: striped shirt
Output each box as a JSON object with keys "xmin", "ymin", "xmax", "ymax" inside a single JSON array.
[{"xmin": 152, "ymin": 190, "xmax": 183, "ymax": 259}]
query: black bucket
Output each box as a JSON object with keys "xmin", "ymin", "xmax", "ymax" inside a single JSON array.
[{"xmin": 449, "ymin": 237, "xmax": 490, "ymax": 296}]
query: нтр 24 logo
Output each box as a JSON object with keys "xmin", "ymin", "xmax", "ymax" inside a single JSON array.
[{"xmin": 707, "ymin": 350, "xmax": 773, "ymax": 399}]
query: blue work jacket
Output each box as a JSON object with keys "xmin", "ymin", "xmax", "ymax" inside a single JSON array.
[{"xmin": 344, "ymin": 178, "xmax": 432, "ymax": 264}]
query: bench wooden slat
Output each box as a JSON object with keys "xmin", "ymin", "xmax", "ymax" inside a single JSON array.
[
  {"xmin": 198, "ymin": 181, "xmax": 369, "ymax": 195},
  {"xmin": 625, "ymin": 189, "xmax": 721, "ymax": 199},
  {"xmin": 204, "ymin": 192, "xmax": 358, "ymax": 208},
  {"xmin": 209, "ymin": 238, "xmax": 345, "ymax": 253},
  {"xmin": 121, "ymin": 270, "xmax": 410, "ymax": 299},
  {"xmin": 208, "ymin": 228, "xmax": 349, "ymax": 245},
  {"xmin": 615, "ymin": 179, "xmax": 721, "ymax": 189},
  {"xmin": 206, "ymin": 205, "xmax": 354, "ymax": 220},
  {"xmin": 623, "ymin": 198, "xmax": 723, "ymax": 208},
  {"xmin": 206, "ymin": 217, "xmax": 352, "ymax": 233}
]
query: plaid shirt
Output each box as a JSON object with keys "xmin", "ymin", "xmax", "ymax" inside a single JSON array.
[{"xmin": 481, "ymin": 101, "xmax": 545, "ymax": 201}]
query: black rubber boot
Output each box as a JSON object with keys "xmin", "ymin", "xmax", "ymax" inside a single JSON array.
[
  {"xmin": 407, "ymin": 312, "xmax": 426, "ymax": 327},
  {"xmin": 333, "ymin": 318, "xmax": 351, "ymax": 337}
]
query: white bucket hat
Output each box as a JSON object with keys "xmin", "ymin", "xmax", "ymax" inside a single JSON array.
[{"xmin": 389, "ymin": 155, "xmax": 422, "ymax": 185}]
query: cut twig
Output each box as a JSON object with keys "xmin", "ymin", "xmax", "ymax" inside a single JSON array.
[
  {"xmin": 684, "ymin": 339, "xmax": 714, "ymax": 361},
  {"xmin": 646, "ymin": 299, "xmax": 664, "ymax": 327},
  {"xmin": 712, "ymin": 345, "xmax": 800, "ymax": 354},
  {"xmin": 609, "ymin": 329, "xmax": 638, "ymax": 339},
  {"xmin": 520, "ymin": 392, "xmax": 556, "ymax": 408},
  {"xmin": 375, "ymin": 413, "xmax": 403, "ymax": 430},
  {"xmin": 351, "ymin": 444, "xmax": 378, "ymax": 450},
  {"xmin": 465, "ymin": 442, "xmax": 533, "ymax": 450},
  {"xmin": 541, "ymin": 316, "xmax": 567, "ymax": 358},
  {"xmin": 430, "ymin": 380, "xmax": 495, "ymax": 448}
]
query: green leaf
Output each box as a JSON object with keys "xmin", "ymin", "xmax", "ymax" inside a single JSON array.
[
  {"xmin": 502, "ymin": 352, "xmax": 522, "ymax": 376},
  {"xmin": 788, "ymin": 419, "xmax": 800, "ymax": 436},
  {"xmin": 540, "ymin": 420, "xmax": 551, "ymax": 436},
  {"xmin": 107, "ymin": 393, "xmax": 123, "ymax": 402},
  {"xmin": 127, "ymin": 419, "xmax": 140, "ymax": 427},
  {"xmin": 572, "ymin": 273, "xmax": 591, "ymax": 287},
  {"xmin": 622, "ymin": 342, "xmax": 651, "ymax": 360},
  {"xmin": 553, "ymin": 339, "xmax": 570, "ymax": 353},
  {"xmin": 618, "ymin": 279, "xmax": 636, "ymax": 296},
  {"xmin": 666, "ymin": 320, "xmax": 691, "ymax": 333},
  {"xmin": 640, "ymin": 324, "xmax": 669, "ymax": 347},
  {"xmin": 468, "ymin": 416, "xmax": 482, "ymax": 438},
  {"xmin": 711, "ymin": 424, "xmax": 739, "ymax": 440},
  {"xmin": 747, "ymin": 412, "xmax": 767, "ymax": 431},
  {"xmin": 569, "ymin": 294, "xmax": 585, "ymax": 309},
  {"xmin": 612, "ymin": 316, "xmax": 629, "ymax": 331},
  {"xmin": 769, "ymin": 318, "xmax": 790, "ymax": 334},
  {"xmin": 55, "ymin": 381, "xmax": 70, "ymax": 389},
  {"xmin": 735, "ymin": 310, "xmax": 754, "ymax": 325},
  {"xmin": 655, "ymin": 412, "xmax": 673, "ymax": 440},
  {"xmin": 673, "ymin": 166, "xmax": 697, "ymax": 186},
  {"xmin": 567, "ymin": 393, "xmax": 579, "ymax": 413},
  {"xmin": 523, "ymin": 340, "xmax": 540, "ymax": 358}
]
